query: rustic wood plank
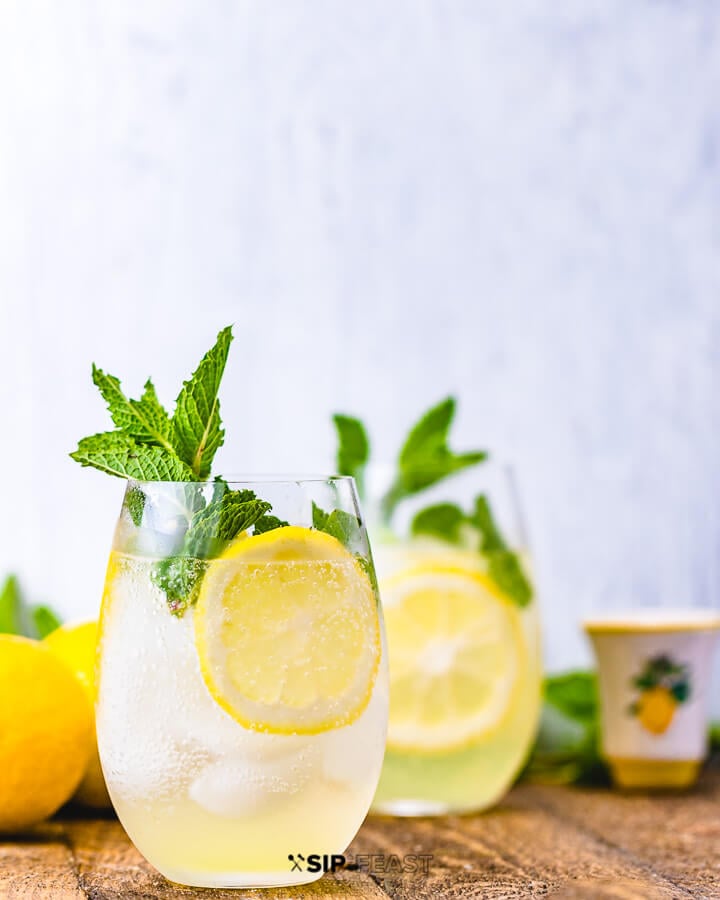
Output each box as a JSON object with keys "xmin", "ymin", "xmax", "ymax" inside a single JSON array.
[
  {"xmin": 4, "ymin": 772, "xmax": 720, "ymax": 898},
  {"xmin": 64, "ymin": 817, "xmax": 388, "ymax": 899},
  {"xmin": 0, "ymin": 822, "xmax": 84, "ymax": 899},
  {"xmin": 352, "ymin": 787, "xmax": 693, "ymax": 899},
  {"xmin": 525, "ymin": 767, "xmax": 720, "ymax": 900}
]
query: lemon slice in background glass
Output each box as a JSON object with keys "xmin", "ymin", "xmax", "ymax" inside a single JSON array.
[
  {"xmin": 382, "ymin": 564, "xmax": 524, "ymax": 753},
  {"xmin": 195, "ymin": 526, "xmax": 381, "ymax": 735}
]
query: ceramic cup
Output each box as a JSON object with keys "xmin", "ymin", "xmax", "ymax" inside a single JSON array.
[{"xmin": 584, "ymin": 609, "xmax": 720, "ymax": 789}]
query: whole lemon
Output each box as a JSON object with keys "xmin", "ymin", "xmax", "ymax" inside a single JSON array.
[
  {"xmin": 44, "ymin": 621, "xmax": 111, "ymax": 808},
  {"xmin": 0, "ymin": 635, "xmax": 93, "ymax": 831}
]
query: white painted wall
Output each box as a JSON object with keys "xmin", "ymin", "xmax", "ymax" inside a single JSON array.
[{"xmin": 1, "ymin": 1, "xmax": 719, "ymax": 676}]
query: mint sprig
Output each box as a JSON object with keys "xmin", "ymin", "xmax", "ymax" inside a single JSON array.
[
  {"xmin": 410, "ymin": 503, "xmax": 465, "ymax": 543},
  {"xmin": 410, "ymin": 494, "xmax": 533, "ymax": 608},
  {"xmin": 92, "ymin": 368, "xmax": 174, "ymax": 450},
  {"xmin": 72, "ymin": 432, "xmax": 197, "ymax": 482},
  {"xmin": 332, "ymin": 414, "xmax": 370, "ymax": 499},
  {"xmin": 171, "ymin": 325, "xmax": 232, "ymax": 479},
  {"xmin": 71, "ymin": 326, "xmax": 291, "ymax": 616},
  {"xmin": 381, "ymin": 397, "xmax": 486, "ymax": 521}
]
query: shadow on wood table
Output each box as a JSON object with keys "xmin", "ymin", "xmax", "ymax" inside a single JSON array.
[{"xmin": 2, "ymin": 765, "xmax": 719, "ymax": 899}]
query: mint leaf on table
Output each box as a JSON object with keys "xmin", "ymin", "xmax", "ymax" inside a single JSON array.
[
  {"xmin": 0, "ymin": 574, "xmax": 63, "ymax": 638},
  {"xmin": 71, "ymin": 432, "xmax": 197, "ymax": 482},
  {"xmin": 333, "ymin": 414, "xmax": 370, "ymax": 498},
  {"xmin": 170, "ymin": 326, "xmax": 232, "ymax": 479},
  {"xmin": 524, "ymin": 671, "xmax": 607, "ymax": 786},
  {"xmin": 471, "ymin": 494, "xmax": 533, "ymax": 607},
  {"xmin": 0, "ymin": 575, "xmax": 23, "ymax": 634},
  {"xmin": 411, "ymin": 503, "xmax": 466, "ymax": 542},
  {"xmin": 381, "ymin": 397, "xmax": 487, "ymax": 521},
  {"xmin": 31, "ymin": 605, "xmax": 62, "ymax": 638},
  {"xmin": 92, "ymin": 368, "xmax": 173, "ymax": 450}
]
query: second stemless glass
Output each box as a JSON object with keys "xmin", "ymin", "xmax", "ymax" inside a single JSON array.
[
  {"xmin": 369, "ymin": 462, "xmax": 542, "ymax": 815},
  {"xmin": 96, "ymin": 477, "xmax": 388, "ymax": 889}
]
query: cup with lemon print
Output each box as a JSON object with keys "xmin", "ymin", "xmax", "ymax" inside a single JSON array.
[
  {"xmin": 584, "ymin": 609, "xmax": 720, "ymax": 790},
  {"xmin": 332, "ymin": 400, "xmax": 542, "ymax": 815}
]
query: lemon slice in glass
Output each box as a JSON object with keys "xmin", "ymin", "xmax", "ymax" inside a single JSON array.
[
  {"xmin": 383, "ymin": 564, "xmax": 524, "ymax": 753},
  {"xmin": 195, "ymin": 525, "xmax": 381, "ymax": 735}
]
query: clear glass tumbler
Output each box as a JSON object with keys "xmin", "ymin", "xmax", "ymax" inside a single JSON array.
[
  {"xmin": 368, "ymin": 462, "xmax": 542, "ymax": 815},
  {"xmin": 96, "ymin": 477, "xmax": 388, "ymax": 888}
]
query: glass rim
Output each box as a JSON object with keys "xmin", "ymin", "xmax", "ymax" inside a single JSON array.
[{"xmin": 127, "ymin": 474, "xmax": 356, "ymax": 487}]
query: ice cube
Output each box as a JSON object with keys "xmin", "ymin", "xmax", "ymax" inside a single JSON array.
[{"xmin": 189, "ymin": 746, "xmax": 318, "ymax": 818}]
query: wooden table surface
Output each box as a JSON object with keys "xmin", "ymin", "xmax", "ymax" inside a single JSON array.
[{"xmin": 2, "ymin": 766, "xmax": 720, "ymax": 900}]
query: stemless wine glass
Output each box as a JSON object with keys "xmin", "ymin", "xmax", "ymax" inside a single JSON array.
[
  {"xmin": 367, "ymin": 461, "xmax": 542, "ymax": 815},
  {"xmin": 96, "ymin": 477, "xmax": 388, "ymax": 889}
]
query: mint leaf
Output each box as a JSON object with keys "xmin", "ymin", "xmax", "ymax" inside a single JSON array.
[
  {"xmin": 545, "ymin": 671, "xmax": 598, "ymax": 726},
  {"xmin": 126, "ymin": 485, "xmax": 147, "ymax": 526},
  {"xmin": 151, "ymin": 557, "xmax": 208, "ymax": 616},
  {"xmin": 312, "ymin": 502, "xmax": 363, "ymax": 550},
  {"xmin": 0, "ymin": 575, "xmax": 63, "ymax": 638},
  {"xmin": 71, "ymin": 432, "xmax": 197, "ymax": 482},
  {"xmin": 92, "ymin": 367, "xmax": 173, "ymax": 450},
  {"xmin": 254, "ymin": 514, "xmax": 289, "ymax": 534},
  {"xmin": 411, "ymin": 503, "xmax": 465, "ymax": 542},
  {"xmin": 31, "ymin": 605, "xmax": 62, "ymax": 638},
  {"xmin": 382, "ymin": 397, "xmax": 486, "ymax": 520},
  {"xmin": 171, "ymin": 326, "xmax": 233, "ymax": 478},
  {"xmin": 185, "ymin": 493, "xmax": 272, "ymax": 558},
  {"xmin": 333, "ymin": 414, "xmax": 370, "ymax": 497},
  {"xmin": 0, "ymin": 575, "xmax": 23, "ymax": 634},
  {"xmin": 153, "ymin": 488, "xmax": 278, "ymax": 614},
  {"xmin": 472, "ymin": 494, "xmax": 533, "ymax": 607}
]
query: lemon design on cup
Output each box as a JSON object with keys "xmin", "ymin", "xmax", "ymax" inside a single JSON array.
[{"xmin": 629, "ymin": 655, "xmax": 690, "ymax": 735}]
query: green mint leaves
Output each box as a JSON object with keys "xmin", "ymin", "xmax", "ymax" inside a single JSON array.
[
  {"xmin": 171, "ymin": 325, "xmax": 232, "ymax": 479},
  {"xmin": 0, "ymin": 574, "xmax": 62, "ymax": 639},
  {"xmin": 382, "ymin": 397, "xmax": 486, "ymax": 520},
  {"xmin": 71, "ymin": 326, "xmax": 233, "ymax": 484},
  {"xmin": 72, "ymin": 432, "xmax": 197, "ymax": 482},
  {"xmin": 72, "ymin": 326, "xmax": 293, "ymax": 615},
  {"xmin": 410, "ymin": 495, "xmax": 533, "ymax": 608},
  {"xmin": 332, "ymin": 415, "xmax": 370, "ymax": 498},
  {"xmin": 92, "ymin": 368, "xmax": 174, "ymax": 450},
  {"xmin": 410, "ymin": 503, "xmax": 466, "ymax": 543},
  {"xmin": 151, "ymin": 485, "xmax": 282, "ymax": 616},
  {"xmin": 312, "ymin": 502, "xmax": 362, "ymax": 549},
  {"xmin": 471, "ymin": 496, "xmax": 533, "ymax": 607}
]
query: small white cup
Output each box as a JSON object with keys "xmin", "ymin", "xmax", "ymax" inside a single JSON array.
[{"xmin": 584, "ymin": 608, "xmax": 720, "ymax": 789}]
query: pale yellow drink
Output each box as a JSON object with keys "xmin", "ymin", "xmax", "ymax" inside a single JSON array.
[
  {"xmin": 97, "ymin": 531, "xmax": 387, "ymax": 888},
  {"xmin": 371, "ymin": 538, "xmax": 541, "ymax": 814}
]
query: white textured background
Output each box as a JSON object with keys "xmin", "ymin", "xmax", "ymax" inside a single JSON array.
[{"xmin": 1, "ymin": 1, "xmax": 719, "ymax": 676}]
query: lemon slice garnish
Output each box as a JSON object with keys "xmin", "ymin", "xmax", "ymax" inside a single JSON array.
[
  {"xmin": 195, "ymin": 526, "xmax": 381, "ymax": 735},
  {"xmin": 383, "ymin": 563, "xmax": 524, "ymax": 753}
]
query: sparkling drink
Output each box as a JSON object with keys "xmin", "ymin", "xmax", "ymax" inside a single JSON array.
[
  {"xmin": 368, "ymin": 463, "xmax": 542, "ymax": 815},
  {"xmin": 96, "ymin": 479, "xmax": 388, "ymax": 888}
]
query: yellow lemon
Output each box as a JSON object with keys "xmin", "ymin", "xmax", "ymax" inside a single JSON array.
[
  {"xmin": 382, "ymin": 563, "xmax": 525, "ymax": 753},
  {"xmin": 0, "ymin": 635, "xmax": 93, "ymax": 831},
  {"xmin": 637, "ymin": 686, "xmax": 677, "ymax": 735},
  {"xmin": 195, "ymin": 525, "xmax": 381, "ymax": 735},
  {"xmin": 44, "ymin": 621, "xmax": 111, "ymax": 808}
]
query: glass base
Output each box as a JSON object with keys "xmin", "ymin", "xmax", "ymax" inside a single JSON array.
[
  {"xmin": 372, "ymin": 797, "xmax": 494, "ymax": 817},
  {"xmin": 162, "ymin": 868, "xmax": 325, "ymax": 889},
  {"xmin": 608, "ymin": 757, "xmax": 701, "ymax": 790}
]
